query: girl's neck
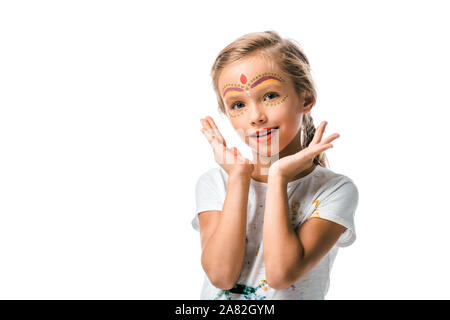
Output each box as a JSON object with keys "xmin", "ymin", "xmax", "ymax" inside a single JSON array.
[{"xmin": 250, "ymin": 128, "xmax": 315, "ymax": 183}]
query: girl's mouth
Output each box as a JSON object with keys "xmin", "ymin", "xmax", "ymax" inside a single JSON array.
[{"xmin": 250, "ymin": 127, "xmax": 279, "ymax": 143}]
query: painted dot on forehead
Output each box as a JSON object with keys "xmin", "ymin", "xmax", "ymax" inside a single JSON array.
[
  {"xmin": 223, "ymin": 72, "xmax": 285, "ymax": 93},
  {"xmin": 240, "ymin": 74, "xmax": 247, "ymax": 85}
]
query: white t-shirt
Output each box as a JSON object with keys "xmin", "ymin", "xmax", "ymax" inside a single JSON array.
[{"xmin": 192, "ymin": 164, "xmax": 359, "ymax": 300}]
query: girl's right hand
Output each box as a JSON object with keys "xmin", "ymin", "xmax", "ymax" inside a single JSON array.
[{"xmin": 200, "ymin": 116, "xmax": 254, "ymax": 177}]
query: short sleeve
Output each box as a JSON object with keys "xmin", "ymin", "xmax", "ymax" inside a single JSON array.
[
  {"xmin": 191, "ymin": 172, "xmax": 224, "ymax": 232},
  {"xmin": 308, "ymin": 178, "xmax": 359, "ymax": 247}
]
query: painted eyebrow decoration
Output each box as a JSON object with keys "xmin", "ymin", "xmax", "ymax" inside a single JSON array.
[{"xmin": 222, "ymin": 72, "xmax": 285, "ymax": 98}]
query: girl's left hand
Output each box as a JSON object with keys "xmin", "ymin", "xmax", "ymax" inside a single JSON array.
[{"xmin": 268, "ymin": 121, "xmax": 340, "ymax": 183}]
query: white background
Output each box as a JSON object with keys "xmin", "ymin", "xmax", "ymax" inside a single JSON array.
[{"xmin": 1, "ymin": 0, "xmax": 449, "ymax": 299}]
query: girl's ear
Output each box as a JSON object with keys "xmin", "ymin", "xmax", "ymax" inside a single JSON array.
[{"xmin": 300, "ymin": 91, "xmax": 314, "ymax": 113}]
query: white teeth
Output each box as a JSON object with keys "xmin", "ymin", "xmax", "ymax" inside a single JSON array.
[{"xmin": 252, "ymin": 128, "xmax": 277, "ymax": 138}]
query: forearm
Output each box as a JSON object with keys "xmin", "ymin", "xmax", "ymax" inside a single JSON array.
[
  {"xmin": 201, "ymin": 172, "xmax": 250, "ymax": 289},
  {"xmin": 263, "ymin": 175, "xmax": 303, "ymax": 288}
]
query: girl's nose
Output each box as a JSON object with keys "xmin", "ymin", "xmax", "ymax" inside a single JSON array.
[{"xmin": 249, "ymin": 103, "xmax": 268, "ymax": 125}]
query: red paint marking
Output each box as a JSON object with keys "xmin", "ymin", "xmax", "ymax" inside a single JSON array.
[{"xmin": 240, "ymin": 74, "xmax": 247, "ymax": 85}]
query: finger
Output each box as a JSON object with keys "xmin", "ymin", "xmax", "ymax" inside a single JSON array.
[
  {"xmin": 230, "ymin": 146, "xmax": 242, "ymax": 154},
  {"xmin": 202, "ymin": 117, "xmax": 216, "ymax": 134},
  {"xmin": 202, "ymin": 126, "xmax": 221, "ymax": 147},
  {"xmin": 321, "ymin": 133, "xmax": 340, "ymax": 145},
  {"xmin": 301, "ymin": 142, "xmax": 333, "ymax": 160},
  {"xmin": 204, "ymin": 127, "xmax": 226, "ymax": 148},
  {"xmin": 230, "ymin": 147, "xmax": 244, "ymax": 164},
  {"xmin": 311, "ymin": 143, "xmax": 334, "ymax": 156},
  {"xmin": 205, "ymin": 116, "xmax": 227, "ymax": 147},
  {"xmin": 201, "ymin": 119, "xmax": 218, "ymax": 143},
  {"xmin": 201, "ymin": 117, "xmax": 226, "ymax": 147},
  {"xmin": 201, "ymin": 126, "xmax": 218, "ymax": 146},
  {"xmin": 200, "ymin": 118, "xmax": 212, "ymax": 131},
  {"xmin": 310, "ymin": 121, "xmax": 327, "ymax": 146},
  {"xmin": 201, "ymin": 125, "xmax": 235, "ymax": 166}
]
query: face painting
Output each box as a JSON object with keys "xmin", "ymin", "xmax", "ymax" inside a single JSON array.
[{"xmin": 222, "ymin": 72, "xmax": 289, "ymax": 117}]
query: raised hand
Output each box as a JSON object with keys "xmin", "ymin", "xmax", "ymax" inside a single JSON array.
[
  {"xmin": 200, "ymin": 116, "xmax": 254, "ymax": 177},
  {"xmin": 268, "ymin": 121, "xmax": 340, "ymax": 183}
]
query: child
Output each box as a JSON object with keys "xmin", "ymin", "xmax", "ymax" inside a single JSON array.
[{"xmin": 192, "ymin": 31, "xmax": 359, "ymax": 300}]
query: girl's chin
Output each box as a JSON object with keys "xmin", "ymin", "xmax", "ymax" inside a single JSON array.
[{"xmin": 248, "ymin": 143, "xmax": 282, "ymax": 157}]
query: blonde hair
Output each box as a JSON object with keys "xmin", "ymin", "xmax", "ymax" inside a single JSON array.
[{"xmin": 210, "ymin": 30, "xmax": 329, "ymax": 168}]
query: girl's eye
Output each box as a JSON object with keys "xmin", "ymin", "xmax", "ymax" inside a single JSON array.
[
  {"xmin": 264, "ymin": 92, "xmax": 279, "ymax": 101},
  {"xmin": 231, "ymin": 102, "xmax": 245, "ymax": 110}
]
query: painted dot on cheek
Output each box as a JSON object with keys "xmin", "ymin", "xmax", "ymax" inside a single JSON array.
[
  {"xmin": 230, "ymin": 108, "xmax": 247, "ymax": 118},
  {"xmin": 265, "ymin": 94, "xmax": 288, "ymax": 107}
]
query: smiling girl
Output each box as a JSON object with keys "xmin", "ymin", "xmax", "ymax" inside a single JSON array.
[{"xmin": 192, "ymin": 31, "xmax": 359, "ymax": 300}]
